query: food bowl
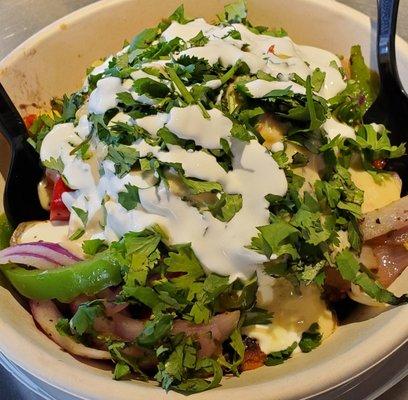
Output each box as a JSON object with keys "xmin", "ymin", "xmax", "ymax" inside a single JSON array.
[{"xmin": 0, "ymin": 0, "xmax": 407, "ymax": 399}]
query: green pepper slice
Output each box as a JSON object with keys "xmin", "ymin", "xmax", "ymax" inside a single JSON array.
[{"xmin": 0, "ymin": 214, "xmax": 123, "ymax": 302}]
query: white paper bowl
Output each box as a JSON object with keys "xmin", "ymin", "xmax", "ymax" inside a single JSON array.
[{"xmin": 0, "ymin": 1, "xmax": 407, "ymax": 399}]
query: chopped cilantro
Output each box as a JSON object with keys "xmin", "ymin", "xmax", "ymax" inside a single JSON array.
[
  {"xmin": 69, "ymin": 300, "xmax": 104, "ymax": 335},
  {"xmin": 69, "ymin": 228, "xmax": 85, "ymax": 241},
  {"xmin": 42, "ymin": 157, "xmax": 64, "ymax": 174},
  {"xmin": 71, "ymin": 206, "xmax": 88, "ymax": 226},
  {"xmin": 118, "ymin": 184, "xmax": 140, "ymax": 211},
  {"xmin": 335, "ymin": 250, "xmax": 407, "ymax": 305},
  {"xmin": 299, "ymin": 323, "xmax": 322, "ymax": 353},
  {"xmin": 164, "ymin": 245, "xmax": 205, "ymax": 288},
  {"xmin": 106, "ymin": 144, "xmax": 139, "ymax": 177},
  {"xmin": 133, "ymin": 77, "xmax": 170, "ymax": 99},
  {"xmin": 208, "ymin": 193, "xmax": 243, "ymax": 222},
  {"xmin": 82, "ymin": 239, "xmax": 107, "ymax": 255},
  {"xmin": 265, "ymin": 342, "xmax": 297, "ymax": 365}
]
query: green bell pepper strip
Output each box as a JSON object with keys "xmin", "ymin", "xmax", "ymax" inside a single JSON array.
[
  {"xmin": 0, "ymin": 214, "xmax": 123, "ymax": 302},
  {"xmin": 0, "ymin": 214, "xmax": 13, "ymax": 250}
]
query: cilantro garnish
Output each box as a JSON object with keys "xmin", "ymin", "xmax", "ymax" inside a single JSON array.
[
  {"xmin": 265, "ymin": 341, "xmax": 297, "ymax": 365},
  {"xmin": 118, "ymin": 184, "xmax": 140, "ymax": 211},
  {"xmin": 298, "ymin": 323, "xmax": 322, "ymax": 353}
]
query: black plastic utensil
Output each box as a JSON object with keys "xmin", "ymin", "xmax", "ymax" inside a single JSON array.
[
  {"xmin": 0, "ymin": 82, "xmax": 47, "ymax": 227},
  {"xmin": 364, "ymin": 0, "xmax": 408, "ymax": 194}
]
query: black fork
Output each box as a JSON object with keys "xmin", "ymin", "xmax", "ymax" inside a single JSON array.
[
  {"xmin": 0, "ymin": 83, "xmax": 47, "ymax": 226},
  {"xmin": 363, "ymin": 0, "xmax": 408, "ymax": 194}
]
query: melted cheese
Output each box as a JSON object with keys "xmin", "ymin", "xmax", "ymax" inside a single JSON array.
[
  {"xmin": 243, "ymin": 275, "xmax": 336, "ymax": 354},
  {"xmin": 350, "ymin": 167, "xmax": 402, "ymax": 213}
]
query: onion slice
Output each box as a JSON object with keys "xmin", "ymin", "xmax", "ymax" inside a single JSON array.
[
  {"xmin": 173, "ymin": 311, "xmax": 240, "ymax": 357},
  {"xmin": 360, "ymin": 195, "xmax": 408, "ymax": 241},
  {"xmin": 0, "ymin": 242, "xmax": 81, "ymax": 269},
  {"xmin": 30, "ymin": 300, "xmax": 110, "ymax": 360}
]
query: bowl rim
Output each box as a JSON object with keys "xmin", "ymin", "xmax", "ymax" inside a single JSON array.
[{"xmin": 0, "ymin": 0, "xmax": 408, "ymax": 399}]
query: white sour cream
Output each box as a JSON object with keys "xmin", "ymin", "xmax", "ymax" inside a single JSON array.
[{"xmin": 322, "ymin": 117, "xmax": 356, "ymax": 140}]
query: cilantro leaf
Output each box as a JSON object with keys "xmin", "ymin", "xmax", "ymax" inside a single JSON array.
[
  {"xmin": 122, "ymin": 230, "xmax": 161, "ymax": 286},
  {"xmin": 121, "ymin": 285, "xmax": 162, "ymax": 310},
  {"xmin": 329, "ymin": 45, "xmax": 379, "ymax": 124},
  {"xmin": 349, "ymin": 45, "xmax": 377, "ymax": 108},
  {"xmin": 128, "ymin": 27, "xmax": 159, "ymax": 52},
  {"xmin": 311, "ymin": 68, "xmax": 326, "ymax": 92},
  {"xmin": 71, "ymin": 206, "xmax": 88, "ymax": 226},
  {"xmin": 82, "ymin": 239, "xmax": 107, "ymax": 255},
  {"xmin": 69, "ymin": 300, "xmax": 104, "ymax": 335},
  {"xmin": 230, "ymin": 123, "xmax": 254, "ymax": 142},
  {"xmin": 156, "ymin": 338, "xmax": 223, "ymax": 394},
  {"xmin": 106, "ymin": 144, "xmax": 139, "ymax": 177},
  {"xmin": 69, "ymin": 228, "xmax": 85, "ymax": 241},
  {"xmin": 298, "ymin": 323, "xmax": 322, "ymax": 353},
  {"xmin": 179, "ymin": 174, "xmax": 223, "ymax": 194},
  {"xmin": 164, "ymin": 245, "xmax": 205, "ymax": 288},
  {"xmin": 55, "ymin": 318, "xmax": 71, "ymax": 337},
  {"xmin": 218, "ymin": 328, "xmax": 245, "ymax": 374},
  {"xmin": 251, "ymin": 218, "xmax": 299, "ymax": 259},
  {"xmin": 219, "ymin": 0, "xmax": 247, "ymax": 23},
  {"xmin": 242, "ymin": 307, "xmax": 273, "ymax": 327},
  {"xmin": 133, "ymin": 77, "xmax": 170, "ymax": 99},
  {"xmin": 113, "ymin": 362, "xmax": 131, "ymax": 380},
  {"xmin": 291, "ymin": 206, "xmax": 331, "ymax": 246},
  {"xmin": 265, "ymin": 341, "xmax": 297, "ymax": 365},
  {"xmin": 42, "ymin": 157, "xmax": 64, "ymax": 174},
  {"xmin": 335, "ymin": 250, "xmax": 407, "ymax": 305},
  {"xmin": 109, "ymin": 341, "xmax": 148, "ymax": 381},
  {"xmin": 157, "ymin": 127, "xmax": 194, "ymax": 148},
  {"xmin": 137, "ymin": 314, "xmax": 174, "ymax": 348},
  {"xmin": 116, "ymin": 92, "xmax": 138, "ymax": 106},
  {"xmin": 353, "ymin": 124, "xmax": 406, "ymax": 165},
  {"xmin": 189, "ymin": 31, "xmax": 209, "ymax": 47},
  {"xmin": 167, "ymin": 4, "xmax": 192, "ymax": 24},
  {"xmin": 208, "ymin": 193, "xmax": 242, "ymax": 222},
  {"xmin": 306, "ymin": 75, "xmax": 326, "ymax": 131},
  {"xmin": 118, "ymin": 184, "xmax": 140, "ymax": 211}
]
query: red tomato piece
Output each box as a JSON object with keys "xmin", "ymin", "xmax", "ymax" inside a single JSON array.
[
  {"xmin": 23, "ymin": 114, "xmax": 37, "ymax": 129},
  {"xmin": 50, "ymin": 177, "xmax": 72, "ymax": 221},
  {"xmin": 268, "ymin": 44, "xmax": 275, "ymax": 54}
]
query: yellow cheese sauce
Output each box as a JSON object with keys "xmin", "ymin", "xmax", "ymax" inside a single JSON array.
[
  {"xmin": 243, "ymin": 276, "xmax": 336, "ymax": 354},
  {"xmin": 248, "ymin": 115, "xmax": 402, "ymax": 355},
  {"xmin": 349, "ymin": 167, "xmax": 401, "ymax": 213}
]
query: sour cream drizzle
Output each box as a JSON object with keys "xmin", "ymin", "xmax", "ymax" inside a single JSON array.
[
  {"xmin": 163, "ymin": 21, "xmax": 346, "ymax": 99},
  {"xmin": 40, "ymin": 17, "xmax": 350, "ymax": 280}
]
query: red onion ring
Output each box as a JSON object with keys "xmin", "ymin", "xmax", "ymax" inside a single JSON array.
[
  {"xmin": 30, "ymin": 300, "xmax": 110, "ymax": 360},
  {"xmin": 0, "ymin": 242, "xmax": 81, "ymax": 269}
]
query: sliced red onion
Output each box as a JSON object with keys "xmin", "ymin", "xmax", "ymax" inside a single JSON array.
[
  {"xmin": 360, "ymin": 225, "xmax": 408, "ymax": 287},
  {"xmin": 92, "ymin": 310, "xmax": 240, "ymax": 357},
  {"xmin": 112, "ymin": 314, "xmax": 144, "ymax": 341},
  {"xmin": 30, "ymin": 300, "xmax": 110, "ymax": 360},
  {"xmin": 98, "ymin": 288, "xmax": 129, "ymax": 316},
  {"xmin": 360, "ymin": 195, "xmax": 408, "ymax": 241},
  {"xmin": 173, "ymin": 311, "xmax": 240, "ymax": 357},
  {"xmin": 371, "ymin": 243, "xmax": 408, "ymax": 287},
  {"xmin": 0, "ymin": 242, "xmax": 81, "ymax": 269}
]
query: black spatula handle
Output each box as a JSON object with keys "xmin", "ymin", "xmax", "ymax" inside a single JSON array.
[
  {"xmin": 377, "ymin": 0, "xmax": 402, "ymax": 90},
  {"xmin": 0, "ymin": 82, "xmax": 28, "ymax": 143}
]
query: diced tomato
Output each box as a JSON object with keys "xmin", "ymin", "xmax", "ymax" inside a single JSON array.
[
  {"xmin": 23, "ymin": 114, "xmax": 37, "ymax": 129},
  {"xmin": 268, "ymin": 44, "xmax": 275, "ymax": 54},
  {"xmin": 50, "ymin": 177, "xmax": 72, "ymax": 221},
  {"xmin": 240, "ymin": 337, "xmax": 266, "ymax": 371},
  {"xmin": 372, "ymin": 159, "xmax": 387, "ymax": 170}
]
